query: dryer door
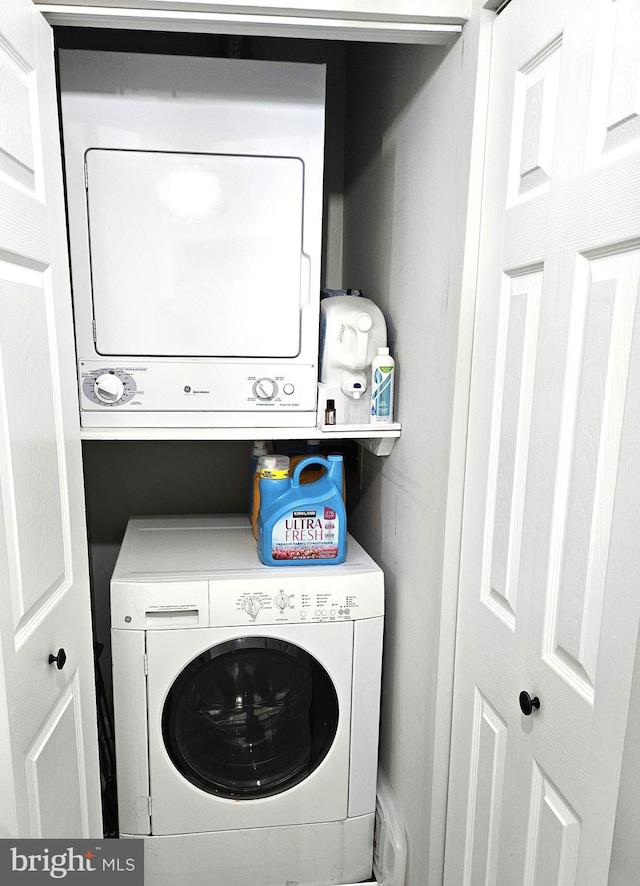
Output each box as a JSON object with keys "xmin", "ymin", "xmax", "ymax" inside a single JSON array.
[
  {"xmin": 161, "ymin": 637, "xmax": 338, "ymax": 800},
  {"xmin": 85, "ymin": 149, "xmax": 305, "ymax": 359}
]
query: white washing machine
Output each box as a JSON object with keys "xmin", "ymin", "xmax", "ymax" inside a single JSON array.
[{"xmin": 110, "ymin": 515, "xmax": 384, "ymax": 886}]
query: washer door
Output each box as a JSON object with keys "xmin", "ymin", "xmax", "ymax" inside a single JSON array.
[
  {"xmin": 162, "ymin": 637, "xmax": 339, "ymax": 800},
  {"xmin": 146, "ymin": 622, "xmax": 353, "ymax": 835}
]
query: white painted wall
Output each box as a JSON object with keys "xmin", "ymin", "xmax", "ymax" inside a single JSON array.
[{"xmin": 342, "ymin": 16, "xmax": 485, "ymax": 886}]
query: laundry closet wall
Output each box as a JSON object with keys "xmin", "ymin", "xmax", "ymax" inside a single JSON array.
[{"xmin": 342, "ymin": 25, "xmax": 485, "ymax": 886}]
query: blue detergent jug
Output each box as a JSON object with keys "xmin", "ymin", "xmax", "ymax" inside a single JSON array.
[{"xmin": 257, "ymin": 454, "xmax": 347, "ymax": 566}]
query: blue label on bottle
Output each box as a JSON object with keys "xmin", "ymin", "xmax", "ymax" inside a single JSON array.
[{"xmin": 372, "ymin": 367, "xmax": 393, "ymax": 418}]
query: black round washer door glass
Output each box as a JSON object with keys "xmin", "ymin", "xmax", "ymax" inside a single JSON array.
[{"xmin": 162, "ymin": 637, "xmax": 339, "ymax": 800}]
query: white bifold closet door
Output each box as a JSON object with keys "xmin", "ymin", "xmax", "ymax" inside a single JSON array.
[
  {"xmin": 445, "ymin": 1, "xmax": 640, "ymax": 884},
  {"xmin": 0, "ymin": 0, "xmax": 101, "ymax": 837}
]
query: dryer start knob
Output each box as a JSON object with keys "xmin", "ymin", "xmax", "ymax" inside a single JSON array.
[
  {"xmin": 94, "ymin": 373, "xmax": 124, "ymax": 403},
  {"xmin": 244, "ymin": 597, "xmax": 261, "ymax": 619}
]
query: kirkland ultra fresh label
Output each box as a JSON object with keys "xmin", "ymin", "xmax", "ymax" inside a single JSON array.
[{"xmin": 271, "ymin": 507, "xmax": 339, "ymax": 561}]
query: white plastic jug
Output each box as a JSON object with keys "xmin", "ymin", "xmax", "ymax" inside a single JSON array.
[{"xmin": 319, "ymin": 295, "xmax": 387, "ymax": 399}]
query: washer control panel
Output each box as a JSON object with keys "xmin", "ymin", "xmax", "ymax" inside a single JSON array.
[
  {"xmin": 236, "ymin": 590, "xmax": 362, "ymax": 623},
  {"xmin": 207, "ymin": 571, "xmax": 384, "ymax": 625},
  {"xmin": 113, "ymin": 573, "xmax": 383, "ymax": 630}
]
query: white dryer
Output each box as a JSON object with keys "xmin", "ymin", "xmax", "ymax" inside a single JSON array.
[{"xmin": 110, "ymin": 515, "xmax": 384, "ymax": 886}]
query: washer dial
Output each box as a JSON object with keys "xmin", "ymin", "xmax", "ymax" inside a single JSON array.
[
  {"xmin": 274, "ymin": 593, "xmax": 290, "ymax": 610},
  {"xmin": 244, "ymin": 597, "xmax": 262, "ymax": 619}
]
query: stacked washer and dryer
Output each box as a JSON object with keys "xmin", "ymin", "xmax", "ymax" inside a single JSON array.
[
  {"xmin": 57, "ymin": 46, "xmax": 386, "ymax": 885},
  {"xmin": 110, "ymin": 516, "xmax": 384, "ymax": 885}
]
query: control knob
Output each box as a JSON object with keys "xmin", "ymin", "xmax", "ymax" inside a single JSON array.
[
  {"xmin": 253, "ymin": 378, "xmax": 277, "ymax": 401},
  {"xmin": 274, "ymin": 593, "xmax": 290, "ymax": 610},
  {"xmin": 94, "ymin": 373, "xmax": 124, "ymax": 404},
  {"xmin": 244, "ymin": 597, "xmax": 262, "ymax": 619}
]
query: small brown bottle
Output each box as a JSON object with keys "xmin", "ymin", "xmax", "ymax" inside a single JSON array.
[{"xmin": 324, "ymin": 399, "xmax": 336, "ymax": 425}]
